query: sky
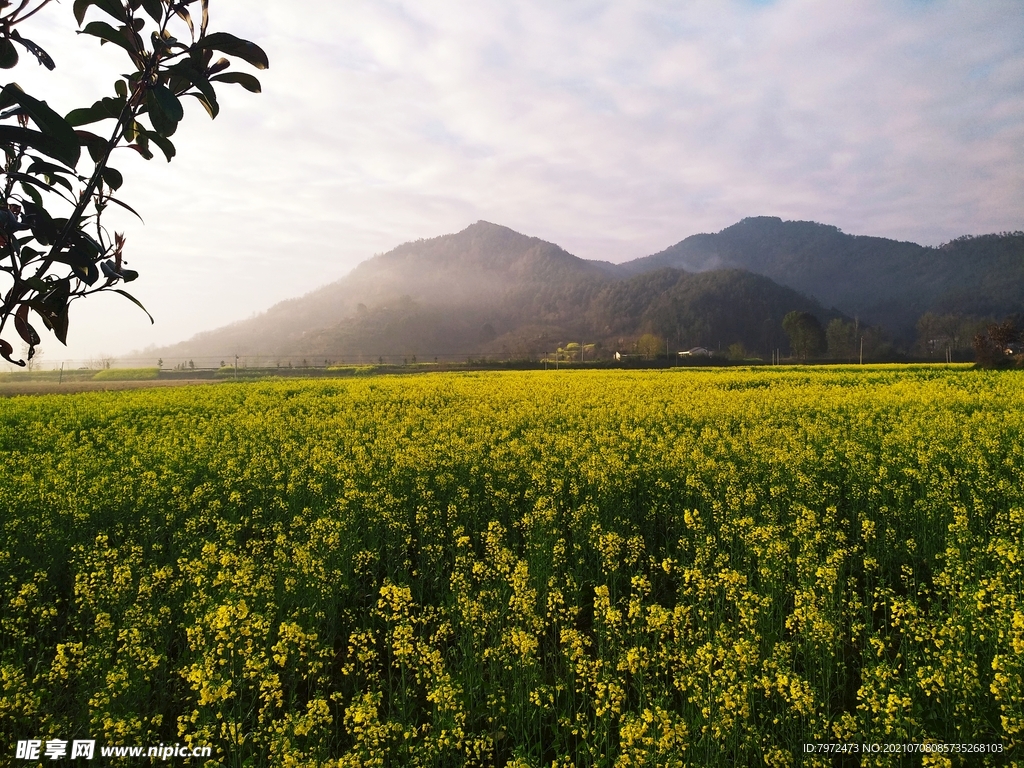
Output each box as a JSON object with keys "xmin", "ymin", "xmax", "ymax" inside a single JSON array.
[{"xmin": 5, "ymin": 0, "xmax": 1024, "ymax": 365}]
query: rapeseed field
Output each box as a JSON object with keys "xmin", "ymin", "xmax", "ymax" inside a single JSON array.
[{"xmin": 0, "ymin": 367, "xmax": 1021, "ymax": 766}]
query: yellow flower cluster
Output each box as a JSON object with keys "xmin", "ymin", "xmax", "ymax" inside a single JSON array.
[{"xmin": 0, "ymin": 365, "xmax": 1020, "ymax": 766}]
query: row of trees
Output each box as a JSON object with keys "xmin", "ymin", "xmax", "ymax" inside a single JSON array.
[
  {"xmin": 772, "ymin": 311, "xmax": 1021, "ymax": 365},
  {"xmin": 781, "ymin": 312, "xmax": 893, "ymax": 362},
  {"xmin": 357, "ymin": 311, "xmax": 1015, "ymax": 366}
]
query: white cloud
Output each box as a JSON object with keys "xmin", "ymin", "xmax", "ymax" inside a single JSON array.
[{"xmin": 3, "ymin": 0, "xmax": 1022, "ymax": 363}]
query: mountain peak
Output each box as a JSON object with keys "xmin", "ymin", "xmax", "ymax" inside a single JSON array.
[{"xmin": 135, "ymin": 217, "xmax": 1024, "ymax": 363}]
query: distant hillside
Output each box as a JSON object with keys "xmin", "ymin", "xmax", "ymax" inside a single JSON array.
[
  {"xmin": 145, "ymin": 222, "xmax": 836, "ymax": 363},
  {"xmin": 587, "ymin": 268, "xmax": 837, "ymax": 355},
  {"xmin": 624, "ymin": 217, "xmax": 1024, "ymax": 337}
]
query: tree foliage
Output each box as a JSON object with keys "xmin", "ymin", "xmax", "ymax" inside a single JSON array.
[
  {"xmin": 916, "ymin": 312, "xmax": 988, "ymax": 357},
  {"xmin": 635, "ymin": 332, "xmax": 665, "ymax": 360},
  {"xmin": 973, "ymin": 319, "xmax": 1021, "ymax": 369},
  {"xmin": 632, "ymin": 217, "xmax": 1024, "ymax": 342},
  {"xmin": 825, "ymin": 318, "xmax": 857, "ymax": 361},
  {"xmin": 782, "ymin": 310, "xmax": 825, "ymax": 361},
  {"xmin": 0, "ymin": 0, "xmax": 266, "ymax": 365}
]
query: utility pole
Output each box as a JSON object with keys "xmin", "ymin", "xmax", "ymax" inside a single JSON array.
[
  {"xmin": 234, "ymin": 354, "xmax": 239, "ymax": 379},
  {"xmin": 859, "ymin": 337, "xmax": 863, "ymax": 365}
]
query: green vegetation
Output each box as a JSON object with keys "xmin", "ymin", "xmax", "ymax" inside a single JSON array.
[
  {"xmin": 145, "ymin": 219, "xmax": 1024, "ymax": 367},
  {"xmin": 0, "ymin": 0, "xmax": 265, "ymax": 366},
  {"xmin": 632, "ymin": 217, "xmax": 1024, "ymax": 340},
  {"xmin": 1, "ymin": 368, "xmax": 1021, "ymax": 765},
  {"xmin": 145, "ymin": 223, "xmax": 842, "ymax": 365},
  {"xmin": 92, "ymin": 367, "xmax": 159, "ymax": 381},
  {"xmin": 782, "ymin": 311, "xmax": 825, "ymax": 361}
]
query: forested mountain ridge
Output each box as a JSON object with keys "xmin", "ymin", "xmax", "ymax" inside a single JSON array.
[
  {"xmin": 146, "ymin": 222, "xmax": 836, "ymax": 362},
  {"xmin": 625, "ymin": 217, "xmax": 1024, "ymax": 337},
  {"xmin": 142, "ymin": 218, "xmax": 1023, "ymax": 363}
]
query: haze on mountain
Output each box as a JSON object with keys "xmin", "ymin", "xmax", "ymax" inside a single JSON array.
[{"xmin": 143, "ymin": 218, "xmax": 1024, "ymax": 364}]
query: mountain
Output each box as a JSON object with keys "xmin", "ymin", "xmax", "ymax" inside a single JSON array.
[
  {"xmin": 160, "ymin": 221, "xmax": 611, "ymax": 360},
  {"xmin": 145, "ymin": 221, "xmax": 836, "ymax": 364},
  {"xmin": 625, "ymin": 217, "xmax": 1024, "ymax": 337},
  {"xmin": 142, "ymin": 218, "xmax": 1024, "ymax": 364}
]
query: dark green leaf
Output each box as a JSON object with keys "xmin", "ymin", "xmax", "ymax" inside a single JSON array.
[
  {"xmin": 210, "ymin": 72, "xmax": 262, "ymax": 93},
  {"xmin": 49, "ymin": 173, "xmax": 75, "ymax": 193},
  {"xmin": 114, "ymin": 79, "xmax": 128, "ymax": 99},
  {"xmin": 185, "ymin": 91, "xmax": 219, "ymax": 119},
  {"xmin": 120, "ymin": 268, "xmax": 139, "ymax": 282},
  {"xmin": 11, "ymin": 172, "xmax": 54, "ymax": 192},
  {"xmin": 126, "ymin": 128, "xmax": 154, "ymax": 160},
  {"xmin": 207, "ymin": 56, "xmax": 230, "ymax": 75},
  {"xmin": 73, "ymin": 0, "xmax": 91, "ymax": 24},
  {"xmin": 19, "ymin": 181, "xmax": 43, "ymax": 208},
  {"xmin": 24, "ymin": 276, "xmax": 50, "ymax": 293},
  {"xmin": 71, "ymin": 230, "xmax": 103, "ymax": 259},
  {"xmin": 21, "ymin": 201, "xmax": 56, "ymax": 243},
  {"xmin": 112, "ymin": 288, "xmax": 154, "ymax": 323},
  {"xmin": 1, "ymin": 83, "xmax": 28, "ymax": 108},
  {"xmin": 18, "ymin": 247, "xmax": 41, "ymax": 264},
  {"xmin": 30, "ymin": 283, "xmax": 70, "ymax": 344},
  {"xmin": 104, "ymin": 195, "xmax": 144, "ymax": 221},
  {"xmin": 66, "ymin": 104, "xmax": 107, "ymax": 127},
  {"xmin": 101, "ymin": 167, "xmax": 123, "ymax": 190},
  {"xmin": 27, "ymin": 303, "xmax": 61, "ymax": 342},
  {"xmin": 10, "ymin": 31, "xmax": 55, "ymax": 70},
  {"xmin": 12, "ymin": 171, "xmax": 73, "ymax": 195},
  {"xmin": 49, "ymin": 311, "xmax": 68, "ymax": 343},
  {"xmin": 74, "ymin": 0, "xmax": 129, "ymax": 25},
  {"xmin": 168, "ymin": 59, "xmax": 218, "ymax": 103},
  {"xmin": 66, "ymin": 248, "xmax": 97, "ymax": 270},
  {"xmin": 80, "ymin": 21, "xmax": 137, "ymax": 57},
  {"xmin": 139, "ymin": 126, "xmax": 175, "ymax": 161},
  {"xmin": 101, "ymin": 260, "xmax": 120, "ymax": 280},
  {"xmin": 0, "ymin": 85, "xmax": 81, "ymax": 166},
  {"xmin": 14, "ymin": 93, "xmax": 79, "ymax": 150},
  {"xmin": 71, "ymin": 260, "xmax": 100, "ymax": 285},
  {"xmin": 200, "ymin": 0, "xmax": 209, "ymax": 37},
  {"xmin": 141, "ymin": 0, "xmax": 163, "ymax": 24},
  {"xmin": 67, "ymin": 95, "xmax": 126, "ymax": 126},
  {"xmin": 125, "ymin": 142, "xmax": 154, "ymax": 160},
  {"xmin": 145, "ymin": 89, "xmax": 178, "ymax": 136},
  {"xmin": 175, "ymin": 6, "xmax": 195, "ymax": 38},
  {"xmin": 14, "ymin": 304, "xmax": 41, "ymax": 346},
  {"xmin": 0, "ymin": 39, "xmax": 19, "ymax": 69},
  {"xmin": 0, "ymin": 208, "xmax": 19, "ymax": 231},
  {"xmin": 152, "ymin": 84, "xmax": 184, "ymax": 122},
  {"xmin": 74, "ymin": 129, "xmax": 109, "ymax": 164},
  {"xmin": 0, "ymin": 125, "xmax": 80, "ymax": 168},
  {"xmin": 0, "ymin": 338, "xmax": 26, "ymax": 366},
  {"xmin": 196, "ymin": 32, "xmax": 268, "ymax": 70},
  {"xmin": 27, "ymin": 157, "xmax": 75, "ymax": 179}
]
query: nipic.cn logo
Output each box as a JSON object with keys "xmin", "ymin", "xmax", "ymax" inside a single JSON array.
[
  {"xmin": 15, "ymin": 739, "xmax": 212, "ymax": 760},
  {"xmin": 16, "ymin": 740, "xmax": 94, "ymax": 760}
]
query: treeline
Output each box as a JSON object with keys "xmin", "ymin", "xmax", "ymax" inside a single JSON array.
[{"xmin": 608, "ymin": 310, "xmax": 1023, "ymax": 366}]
